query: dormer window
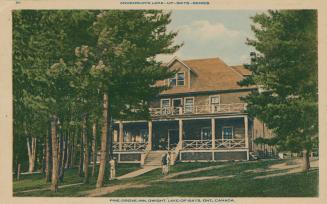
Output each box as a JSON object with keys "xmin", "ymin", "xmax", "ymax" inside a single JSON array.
[
  {"xmin": 169, "ymin": 77, "xmax": 177, "ymax": 87},
  {"xmin": 169, "ymin": 72, "xmax": 185, "ymax": 87},
  {"xmin": 177, "ymin": 72, "xmax": 185, "ymax": 86}
]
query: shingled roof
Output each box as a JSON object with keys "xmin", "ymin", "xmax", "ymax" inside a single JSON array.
[
  {"xmin": 231, "ymin": 65, "xmax": 252, "ymax": 76},
  {"xmin": 158, "ymin": 57, "xmax": 255, "ymax": 95}
]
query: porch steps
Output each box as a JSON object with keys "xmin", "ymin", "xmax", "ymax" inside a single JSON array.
[{"xmin": 144, "ymin": 151, "xmax": 167, "ymax": 167}]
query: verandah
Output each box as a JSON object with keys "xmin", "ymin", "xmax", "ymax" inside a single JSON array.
[{"xmin": 111, "ymin": 116, "xmax": 249, "ymax": 152}]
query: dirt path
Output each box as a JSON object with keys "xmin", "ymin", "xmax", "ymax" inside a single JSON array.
[
  {"xmin": 85, "ymin": 183, "xmax": 149, "ymax": 197},
  {"xmin": 163, "ymin": 175, "xmax": 235, "ymax": 182},
  {"xmin": 253, "ymin": 159, "xmax": 318, "ymax": 179},
  {"xmin": 116, "ymin": 166, "xmax": 159, "ymax": 180},
  {"xmin": 14, "ymin": 182, "xmax": 83, "ymax": 194},
  {"xmin": 164, "ymin": 164, "xmax": 229, "ymax": 179}
]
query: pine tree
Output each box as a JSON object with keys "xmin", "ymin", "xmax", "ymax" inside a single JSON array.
[{"xmin": 240, "ymin": 10, "xmax": 318, "ymax": 171}]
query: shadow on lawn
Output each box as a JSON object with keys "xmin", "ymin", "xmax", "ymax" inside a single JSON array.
[{"xmin": 13, "ymin": 159, "xmax": 319, "ymax": 197}]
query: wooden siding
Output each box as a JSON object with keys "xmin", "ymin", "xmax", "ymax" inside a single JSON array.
[{"xmin": 151, "ymin": 90, "xmax": 251, "ymax": 109}]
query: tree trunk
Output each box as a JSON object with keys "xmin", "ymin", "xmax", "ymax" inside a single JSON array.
[
  {"xmin": 60, "ymin": 131, "xmax": 67, "ymax": 181},
  {"xmin": 82, "ymin": 115, "xmax": 89, "ymax": 183},
  {"xmin": 65, "ymin": 132, "xmax": 70, "ymax": 169},
  {"xmin": 45, "ymin": 126, "xmax": 52, "ymax": 183},
  {"xmin": 17, "ymin": 163, "xmax": 21, "ymax": 181},
  {"xmin": 92, "ymin": 121, "xmax": 97, "ymax": 177},
  {"xmin": 70, "ymin": 129, "xmax": 76, "ymax": 168},
  {"xmin": 42, "ymin": 136, "xmax": 47, "ymax": 176},
  {"xmin": 27, "ymin": 136, "xmax": 37, "ymax": 173},
  {"xmin": 302, "ymin": 148, "xmax": 311, "ymax": 172},
  {"xmin": 50, "ymin": 116, "xmax": 59, "ymax": 192},
  {"xmin": 58, "ymin": 125, "xmax": 64, "ymax": 182},
  {"xmin": 78, "ymin": 130, "xmax": 84, "ymax": 177},
  {"xmin": 96, "ymin": 93, "xmax": 109, "ymax": 188}
]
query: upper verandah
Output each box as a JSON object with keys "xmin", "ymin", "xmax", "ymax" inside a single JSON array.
[{"xmin": 156, "ymin": 57, "xmax": 255, "ymax": 95}]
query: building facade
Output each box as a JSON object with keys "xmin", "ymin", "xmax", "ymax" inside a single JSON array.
[{"xmin": 111, "ymin": 57, "xmax": 270, "ymax": 165}]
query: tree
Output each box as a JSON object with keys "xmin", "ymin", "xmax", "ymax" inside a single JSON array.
[
  {"xmin": 13, "ymin": 10, "xmax": 99, "ymax": 191},
  {"xmin": 240, "ymin": 10, "xmax": 318, "ymax": 171},
  {"xmin": 89, "ymin": 10, "xmax": 181, "ymax": 188}
]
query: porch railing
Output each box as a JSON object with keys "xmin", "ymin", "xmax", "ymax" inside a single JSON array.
[
  {"xmin": 112, "ymin": 142, "xmax": 148, "ymax": 152},
  {"xmin": 183, "ymin": 140, "xmax": 213, "ymax": 149},
  {"xmin": 182, "ymin": 139, "xmax": 246, "ymax": 150},
  {"xmin": 215, "ymin": 139, "xmax": 246, "ymax": 148},
  {"xmin": 149, "ymin": 103, "xmax": 246, "ymax": 117}
]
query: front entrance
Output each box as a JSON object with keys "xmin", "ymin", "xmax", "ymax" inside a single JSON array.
[
  {"xmin": 155, "ymin": 129, "xmax": 179, "ymax": 150},
  {"xmin": 168, "ymin": 129, "xmax": 179, "ymax": 150}
]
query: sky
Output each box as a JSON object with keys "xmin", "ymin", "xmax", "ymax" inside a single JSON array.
[{"xmin": 157, "ymin": 10, "xmax": 264, "ymax": 66}]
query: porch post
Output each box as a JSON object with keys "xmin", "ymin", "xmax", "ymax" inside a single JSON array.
[
  {"xmin": 179, "ymin": 119, "xmax": 183, "ymax": 148},
  {"xmin": 119, "ymin": 121, "xmax": 123, "ymax": 151},
  {"xmin": 211, "ymin": 118, "xmax": 216, "ymax": 149},
  {"xmin": 244, "ymin": 116, "xmax": 249, "ymax": 148},
  {"xmin": 148, "ymin": 121, "xmax": 152, "ymax": 150}
]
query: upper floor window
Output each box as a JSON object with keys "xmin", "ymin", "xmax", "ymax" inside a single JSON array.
[
  {"xmin": 168, "ymin": 72, "xmax": 185, "ymax": 87},
  {"xmin": 177, "ymin": 72, "xmax": 185, "ymax": 86}
]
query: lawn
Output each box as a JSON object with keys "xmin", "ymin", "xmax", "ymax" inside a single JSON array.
[
  {"xmin": 13, "ymin": 163, "xmax": 140, "ymax": 196},
  {"xmin": 13, "ymin": 159, "xmax": 318, "ymax": 197}
]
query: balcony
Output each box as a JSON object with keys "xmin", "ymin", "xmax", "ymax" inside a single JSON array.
[{"xmin": 149, "ymin": 103, "xmax": 246, "ymax": 117}]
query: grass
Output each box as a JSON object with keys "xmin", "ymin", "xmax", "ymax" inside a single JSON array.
[
  {"xmin": 13, "ymin": 159, "xmax": 318, "ymax": 197},
  {"xmin": 13, "ymin": 163, "xmax": 140, "ymax": 196}
]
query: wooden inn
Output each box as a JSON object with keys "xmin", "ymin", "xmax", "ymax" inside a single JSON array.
[{"xmin": 111, "ymin": 57, "xmax": 271, "ymax": 165}]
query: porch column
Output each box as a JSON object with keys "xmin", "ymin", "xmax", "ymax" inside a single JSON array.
[
  {"xmin": 179, "ymin": 119, "xmax": 183, "ymax": 148},
  {"xmin": 211, "ymin": 118, "xmax": 216, "ymax": 149},
  {"xmin": 244, "ymin": 116, "xmax": 249, "ymax": 148},
  {"xmin": 119, "ymin": 121, "xmax": 123, "ymax": 151},
  {"xmin": 148, "ymin": 121, "xmax": 152, "ymax": 150}
]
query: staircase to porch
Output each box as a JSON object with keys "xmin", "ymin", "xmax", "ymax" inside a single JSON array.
[{"xmin": 144, "ymin": 151, "xmax": 167, "ymax": 167}]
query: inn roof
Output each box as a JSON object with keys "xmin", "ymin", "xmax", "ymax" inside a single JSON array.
[{"xmin": 158, "ymin": 57, "xmax": 255, "ymax": 95}]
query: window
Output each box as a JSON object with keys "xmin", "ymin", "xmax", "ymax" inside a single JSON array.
[
  {"xmin": 184, "ymin": 97, "xmax": 194, "ymax": 113},
  {"xmin": 177, "ymin": 72, "xmax": 185, "ymax": 86},
  {"xmin": 201, "ymin": 127, "xmax": 212, "ymax": 140},
  {"xmin": 210, "ymin": 95, "xmax": 220, "ymax": 104},
  {"xmin": 168, "ymin": 72, "xmax": 185, "ymax": 87},
  {"xmin": 161, "ymin": 99, "xmax": 171, "ymax": 115},
  {"xmin": 172, "ymin": 98, "xmax": 182, "ymax": 107},
  {"xmin": 169, "ymin": 77, "xmax": 177, "ymax": 87},
  {"xmin": 210, "ymin": 95, "xmax": 220, "ymax": 112},
  {"xmin": 161, "ymin": 99, "xmax": 170, "ymax": 108},
  {"xmin": 222, "ymin": 127, "xmax": 233, "ymax": 140}
]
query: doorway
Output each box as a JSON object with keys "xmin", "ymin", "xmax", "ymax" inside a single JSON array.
[{"xmin": 168, "ymin": 129, "xmax": 179, "ymax": 150}]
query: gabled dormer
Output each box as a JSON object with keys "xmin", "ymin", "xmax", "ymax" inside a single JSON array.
[{"xmin": 165, "ymin": 57, "xmax": 194, "ymax": 89}]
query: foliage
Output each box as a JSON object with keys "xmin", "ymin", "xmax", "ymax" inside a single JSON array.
[{"xmin": 239, "ymin": 10, "xmax": 318, "ymax": 153}]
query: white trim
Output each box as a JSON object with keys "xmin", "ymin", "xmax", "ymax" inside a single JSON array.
[
  {"xmin": 166, "ymin": 57, "xmax": 194, "ymax": 72},
  {"xmin": 184, "ymin": 97, "xmax": 195, "ymax": 113},
  {"xmin": 176, "ymin": 71, "xmax": 185, "ymax": 87},
  {"xmin": 113, "ymin": 114, "xmax": 248, "ymax": 124},
  {"xmin": 222, "ymin": 126, "xmax": 234, "ymax": 140},
  {"xmin": 180, "ymin": 149, "xmax": 248, "ymax": 153},
  {"xmin": 209, "ymin": 95, "xmax": 221, "ymax": 105},
  {"xmin": 160, "ymin": 98, "xmax": 171, "ymax": 108},
  {"xmin": 168, "ymin": 71, "xmax": 186, "ymax": 87}
]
